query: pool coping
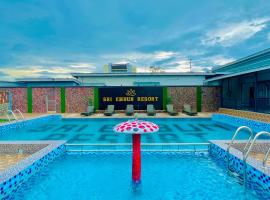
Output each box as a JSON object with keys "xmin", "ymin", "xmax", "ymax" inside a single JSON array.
[
  {"xmin": 0, "ymin": 114, "xmax": 58, "ymax": 126},
  {"xmin": 0, "ymin": 140, "xmax": 66, "ymax": 183},
  {"xmin": 210, "ymin": 140, "xmax": 270, "ymax": 176}
]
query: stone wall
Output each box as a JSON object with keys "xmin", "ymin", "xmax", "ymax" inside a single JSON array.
[
  {"xmin": 168, "ymin": 86, "xmax": 220, "ymax": 112},
  {"xmin": 32, "ymin": 88, "xmax": 61, "ymax": 113},
  {"xmin": 0, "ymin": 91, "xmax": 9, "ymax": 115},
  {"xmin": 66, "ymin": 87, "xmax": 94, "ymax": 113},
  {"xmin": 0, "ymin": 86, "xmax": 220, "ymax": 113},
  {"xmin": 10, "ymin": 88, "xmax": 27, "ymax": 113},
  {"xmin": 168, "ymin": 87, "xmax": 197, "ymax": 112},
  {"xmin": 202, "ymin": 87, "xmax": 220, "ymax": 112}
]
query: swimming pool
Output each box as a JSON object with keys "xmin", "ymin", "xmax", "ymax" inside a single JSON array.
[
  {"xmin": 0, "ymin": 118, "xmax": 250, "ymax": 144},
  {"xmin": 8, "ymin": 152, "xmax": 262, "ymax": 200}
]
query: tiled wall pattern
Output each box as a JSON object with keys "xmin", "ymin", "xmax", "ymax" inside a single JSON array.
[
  {"xmin": 202, "ymin": 87, "xmax": 220, "ymax": 112},
  {"xmin": 0, "ymin": 115, "xmax": 62, "ymax": 135},
  {"xmin": 0, "ymin": 144, "xmax": 65, "ymax": 199},
  {"xmin": 210, "ymin": 143, "xmax": 270, "ymax": 199},
  {"xmin": 0, "ymin": 91, "xmax": 8, "ymax": 104},
  {"xmin": 32, "ymin": 88, "xmax": 61, "ymax": 113},
  {"xmin": 212, "ymin": 113, "xmax": 270, "ymax": 132},
  {"xmin": 66, "ymin": 87, "xmax": 94, "ymax": 113},
  {"xmin": 168, "ymin": 87, "xmax": 197, "ymax": 112},
  {"xmin": 219, "ymin": 108, "xmax": 270, "ymax": 123},
  {"xmin": 10, "ymin": 88, "xmax": 27, "ymax": 113}
]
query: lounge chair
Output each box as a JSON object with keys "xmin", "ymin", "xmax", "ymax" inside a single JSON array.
[
  {"xmin": 147, "ymin": 104, "xmax": 156, "ymax": 116},
  {"xmin": 166, "ymin": 104, "xmax": 178, "ymax": 116},
  {"xmin": 104, "ymin": 105, "xmax": 114, "ymax": 116},
  {"xmin": 81, "ymin": 106, "xmax": 94, "ymax": 116},
  {"xmin": 125, "ymin": 104, "xmax": 134, "ymax": 116},
  {"xmin": 182, "ymin": 104, "xmax": 197, "ymax": 116}
]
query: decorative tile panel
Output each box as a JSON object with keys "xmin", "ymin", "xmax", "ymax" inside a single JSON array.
[
  {"xmin": 219, "ymin": 108, "xmax": 270, "ymax": 123},
  {"xmin": 0, "ymin": 141, "xmax": 66, "ymax": 199},
  {"xmin": 209, "ymin": 141, "xmax": 270, "ymax": 199},
  {"xmin": 212, "ymin": 113, "xmax": 270, "ymax": 132}
]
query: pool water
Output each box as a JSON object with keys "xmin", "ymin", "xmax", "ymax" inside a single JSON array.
[
  {"xmin": 0, "ymin": 118, "xmax": 252, "ymax": 143},
  {"xmin": 9, "ymin": 152, "xmax": 260, "ymax": 200}
]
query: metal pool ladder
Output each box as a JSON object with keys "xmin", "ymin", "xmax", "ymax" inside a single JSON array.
[
  {"xmin": 226, "ymin": 126, "xmax": 253, "ymax": 171},
  {"xmin": 243, "ymin": 131, "xmax": 270, "ymax": 184},
  {"xmin": 6, "ymin": 109, "xmax": 25, "ymax": 122}
]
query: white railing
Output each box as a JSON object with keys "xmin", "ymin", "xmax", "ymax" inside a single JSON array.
[
  {"xmin": 6, "ymin": 109, "xmax": 25, "ymax": 122},
  {"xmin": 244, "ymin": 131, "xmax": 270, "ymax": 166},
  {"xmin": 65, "ymin": 143, "xmax": 210, "ymax": 152},
  {"xmin": 227, "ymin": 126, "xmax": 253, "ymax": 170},
  {"xmin": 14, "ymin": 109, "xmax": 25, "ymax": 120},
  {"xmin": 6, "ymin": 110, "xmax": 17, "ymax": 122}
]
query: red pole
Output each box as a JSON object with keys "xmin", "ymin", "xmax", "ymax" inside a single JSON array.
[{"xmin": 132, "ymin": 134, "xmax": 141, "ymax": 184}]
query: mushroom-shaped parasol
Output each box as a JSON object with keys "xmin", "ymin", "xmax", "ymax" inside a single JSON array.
[{"xmin": 113, "ymin": 119, "xmax": 159, "ymax": 184}]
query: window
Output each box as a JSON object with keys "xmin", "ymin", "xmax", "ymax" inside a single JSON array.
[{"xmin": 111, "ymin": 64, "xmax": 127, "ymax": 73}]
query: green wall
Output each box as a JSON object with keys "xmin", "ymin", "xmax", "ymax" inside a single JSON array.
[
  {"xmin": 162, "ymin": 87, "xmax": 168, "ymax": 110},
  {"xmin": 60, "ymin": 87, "xmax": 66, "ymax": 113},
  {"xmin": 196, "ymin": 86, "xmax": 202, "ymax": 112},
  {"xmin": 94, "ymin": 88, "xmax": 99, "ymax": 110},
  {"xmin": 27, "ymin": 87, "xmax": 32, "ymax": 113}
]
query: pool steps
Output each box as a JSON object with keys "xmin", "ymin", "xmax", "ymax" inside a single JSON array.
[{"xmin": 65, "ymin": 143, "xmax": 210, "ymax": 153}]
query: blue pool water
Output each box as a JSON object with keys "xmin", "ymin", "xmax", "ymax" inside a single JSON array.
[
  {"xmin": 0, "ymin": 118, "xmax": 251, "ymax": 143},
  {"xmin": 9, "ymin": 152, "xmax": 260, "ymax": 200}
]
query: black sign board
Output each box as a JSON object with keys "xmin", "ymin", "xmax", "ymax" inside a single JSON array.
[{"xmin": 99, "ymin": 87, "xmax": 163, "ymax": 110}]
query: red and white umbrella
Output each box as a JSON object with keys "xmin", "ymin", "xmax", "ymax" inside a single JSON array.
[
  {"xmin": 113, "ymin": 119, "xmax": 159, "ymax": 134},
  {"xmin": 113, "ymin": 119, "xmax": 159, "ymax": 184}
]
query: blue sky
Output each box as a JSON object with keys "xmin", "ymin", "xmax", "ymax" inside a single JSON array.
[{"xmin": 0, "ymin": 0, "xmax": 270, "ymax": 80}]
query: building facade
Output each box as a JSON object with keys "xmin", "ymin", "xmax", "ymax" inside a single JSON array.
[{"xmin": 206, "ymin": 48, "xmax": 270, "ymax": 114}]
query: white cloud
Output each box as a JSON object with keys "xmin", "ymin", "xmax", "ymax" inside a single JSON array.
[
  {"xmin": 207, "ymin": 55, "xmax": 235, "ymax": 65},
  {"xmin": 0, "ymin": 62, "xmax": 96, "ymax": 79},
  {"xmin": 202, "ymin": 17, "xmax": 270, "ymax": 47}
]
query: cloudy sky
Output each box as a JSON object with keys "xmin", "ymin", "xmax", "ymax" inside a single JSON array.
[{"xmin": 0, "ymin": 0, "xmax": 270, "ymax": 80}]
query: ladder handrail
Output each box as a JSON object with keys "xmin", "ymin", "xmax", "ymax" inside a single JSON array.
[
  {"xmin": 244, "ymin": 131, "xmax": 270, "ymax": 166},
  {"xmin": 14, "ymin": 109, "xmax": 24, "ymax": 120},
  {"xmin": 7, "ymin": 110, "xmax": 17, "ymax": 121},
  {"xmin": 227, "ymin": 126, "xmax": 253, "ymax": 155}
]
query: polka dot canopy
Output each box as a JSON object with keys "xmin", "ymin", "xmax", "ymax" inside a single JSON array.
[{"xmin": 113, "ymin": 119, "xmax": 159, "ymax": 134}]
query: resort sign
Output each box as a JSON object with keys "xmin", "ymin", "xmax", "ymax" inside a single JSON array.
[{"xmin": 99, "ymin": 87, "xmax": 163, "ymax": 110}]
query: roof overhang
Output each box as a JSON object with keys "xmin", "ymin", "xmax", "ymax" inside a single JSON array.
[
  {"xmin": 71, "ymin": 72, "xmax": 216, "ymax": 78},
  {"xmin": 15, "ymin": 78, "xmax": 80, "ymax": 85},
  {"xmin": 205, "ymin": 65, "xmax": 270, "ymax": 83}
]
